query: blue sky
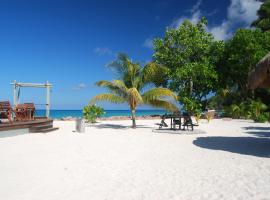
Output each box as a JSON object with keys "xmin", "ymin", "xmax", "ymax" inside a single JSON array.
[{"xmin": 0, "ymin": 0, "xmax": 262, "ymax": 109}]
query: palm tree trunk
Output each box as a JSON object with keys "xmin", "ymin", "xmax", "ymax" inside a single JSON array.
[{"xmin": 131, "ymin": 109, "xmax": 136, "ymax": 128}]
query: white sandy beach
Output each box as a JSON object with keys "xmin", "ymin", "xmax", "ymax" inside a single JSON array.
[{"xmin": 0, "ymin": 119, "xmax": 270, "ymax": 200}]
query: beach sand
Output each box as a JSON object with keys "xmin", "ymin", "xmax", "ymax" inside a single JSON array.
[{"xmin": 0, "ymin": 119, "xmax": 270, "ymax": 200}]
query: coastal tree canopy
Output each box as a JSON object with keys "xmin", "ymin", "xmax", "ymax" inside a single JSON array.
[
  {"xmin": 153, "ymin": 18, "xmax": 224, "ymax": 112},
  {"xmin": 217, "ymin": 28, "xmax": 270, "ymax": 94}
]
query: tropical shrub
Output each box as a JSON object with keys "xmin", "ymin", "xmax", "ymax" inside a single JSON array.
[
  {"xmin": 194, "ymin": 109, "xmax": 202, "ymax": 124},
  {"xmin": 230, "ymin": 104, "xmax": 242, "ymax": 119},
  {"xmin": 83, "ymin": 105, "xmax": 105, "ymax": 123},
  {"xmin": 250, "ymin": 100, "xmax": 267, "ymax": 119},
  {"xmin": 205, "ymin": 111, "xmax": 214, "ymax": 123},
  {"xmin": 253, "ymin": 113, "xmax": 269, "ymax": 123}
]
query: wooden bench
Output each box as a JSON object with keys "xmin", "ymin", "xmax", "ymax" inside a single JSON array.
[
  {"xmin": 156, "ymin": 117, "xmax": 169, "ymax": 129},
  {"xmin": 182, "ymin": 116, "xmax": 199, "ymax": 131},
  {"xmin": 0, "ymin": 101, "xmax": 13, "ymax": 123}
]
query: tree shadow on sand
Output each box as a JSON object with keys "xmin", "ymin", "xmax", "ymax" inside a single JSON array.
[
  {"xmin": 92, "ymin": 123, "xmax": 151, "ymax": 129},
  {"xmin": 242, "ymin": 126, "xmax": 270, "ymax": 138},
  {"xmin": 193, "ymin": 136, "xmax": 270, "ymax": 158}
]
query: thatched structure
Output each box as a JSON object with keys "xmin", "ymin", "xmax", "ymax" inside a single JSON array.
[{"xmin": 248, "ymin": 52, "xmax": 270, "ymax": 89}]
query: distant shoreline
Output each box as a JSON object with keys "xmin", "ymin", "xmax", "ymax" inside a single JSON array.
[
  {"xmin": 56, "ymin": 115, "xmax": 162, "ymax": 121},
  {"xmin": 35, "ymin": 109, "xmax": 167, "ymax": 119}
]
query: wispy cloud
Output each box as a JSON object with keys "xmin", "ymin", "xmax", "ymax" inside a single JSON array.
[
  {"xmin": 142, "ymin": 38, "xmax": 154, "ymax": 49},
  {"xmin": 209, "ymin": 0, "xmax": 262, "ymax": 40},
  {"xmin": 171, "ymin": 0, "xmax": 202, "ymax": 28},
  {"xmin": 93, "ymin": 47, "xmax": 113, "ymax": 56},
  {"xmin": 170, "ymin": 0, "xmax": 262, "ymax": 41},
  {"xmin": 72, "ymin": 83, "xmax": 87, "ymax": 91}
]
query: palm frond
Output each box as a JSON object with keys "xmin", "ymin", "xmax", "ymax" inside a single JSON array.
[
  {"xmin": 112, "ymin": 80, "xmax": 128, "ymax": 93},
  {"xmin": 90, "ymin": 94, "xmax": 125, "ymax": 105},
  {"xmin": 143, "ymin": 62, "xmax": 169, "ymax": 86},
  {"xmin": 127, "ymin": 88, "xmax": 143, "ymax": 108},
  {"xmin": 95, "ymin": 80, "xmax": 127, "ymax": 97},
  {"xmin": 146, "ymin": 99, "xmax": 178, "ymax": 112},
  {"xmin": 142, "ymin": 88, "xmax": 178, "ymax": 102},
  {"xmin": 107, "ymin": 53, "xmax": 130, "ymax": 78}
]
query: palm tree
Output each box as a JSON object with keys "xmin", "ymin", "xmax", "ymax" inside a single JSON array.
[
  {"xmin": 252, "ymin": 0, "xmax": 270, "ymax": 32},
  {"xmin": 90, "ymin": 53, "xmax": 178, "ymax": 128}
]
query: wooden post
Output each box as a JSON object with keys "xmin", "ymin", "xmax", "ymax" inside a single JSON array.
[
  {"xmin": 13, "ymin": 80, "xmax": 17, "ymax": 106},
  {"xmin": 46, "ymin": 81, "xmax": 50, "ymax": 118}
]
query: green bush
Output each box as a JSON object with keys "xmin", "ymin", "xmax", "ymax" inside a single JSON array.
[
  {"xmin": 223, "ymin": 100, "xmax": 268, "ymax": 120},
  {"xmin": 253, "ymin": 113, "xmax": 269, "ymax": 123},
  {"xmin": 83, "ymin": 105, "xmax": 105, "ymax": 123}
]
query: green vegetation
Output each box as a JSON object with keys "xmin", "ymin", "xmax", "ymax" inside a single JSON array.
[
  {"xmin": 252, "ymin": 0, "xmax": 270, "ymax": 32},
  {"xmin": 91, "ymin": 3, "xmax": 270, "ymax": 124},
  {"xmin": 217, "ymin": 28, "xmax": 270, "ymax": 94},
  {"xmin": 83, "ymin": 104, "xmax": 105, "ymax": 123},
  {"xmin": 153, "ymin": 18, "xmax": 223, "ymax": 113},
  {"xmin": 90, "ymin": 54, "xmax": 178, "ymax": 128},
  {"xmin": 194, "ymin": 110, "xmax": 202, "ymax": 124}
]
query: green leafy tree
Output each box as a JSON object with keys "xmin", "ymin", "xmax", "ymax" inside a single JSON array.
[
  {"xmin": 90, "ymin": 53, "xmax": 178, "ymax": 128},
  {"xmin": 153, "ymin": 18, "xmax": 223, "ymax": 112},
  {"xmin": 218, "ymin": 29, "xmax": 270, "ymax": 95},
  {"xmin": 252, "ymin": 0, "xmax": 270, "ymax": 32},
  {"xmin": 83, "ymin": 104, "xmax": 105, "ymax": 123}
]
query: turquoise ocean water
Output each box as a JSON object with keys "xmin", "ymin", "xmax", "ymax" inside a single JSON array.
[{"xmin": 35, "ymin": 110, "xmax": 166, "ymax": 119}]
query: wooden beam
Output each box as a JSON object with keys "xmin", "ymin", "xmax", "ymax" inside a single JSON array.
[
  {"xmin": 11, "ymin": 82, "xmax": 52, "ymax": 88},
  {"xmin": 46, "ymin": 81, "xmax": 50, "ymax": 118}
]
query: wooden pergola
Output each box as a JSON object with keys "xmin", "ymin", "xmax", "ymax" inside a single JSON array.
[{"xmin": 10, "ymin": 80, "xmax": 52, "ymax": 118}]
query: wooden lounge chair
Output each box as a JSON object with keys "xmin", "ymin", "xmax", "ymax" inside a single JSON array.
[
  {"xmin": 14, "ymin": 104, "xmax": 27, "ymax": 121},
  {"xmin": 14, "ymin": 103, "xmax": 36, "ymax": 121},
  {"xmin": 0, "ymin": 101, "xmax": 13, "ymax": 123}
]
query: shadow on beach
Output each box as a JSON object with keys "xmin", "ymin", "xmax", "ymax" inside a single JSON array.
[
  {"xmin": 193, "ymin": 136, "xmax": 270, "ymax": 158},
  {"xmin": 0, "ymin": 130, "xmax": 28, "ymax": 139},
  {"xmin": 243, "ymin": 126, "xmax": 270, "ymax": 138},
  {"xmin": 91, "ymin": 123, "xmax": 151, "ymax": 129}
]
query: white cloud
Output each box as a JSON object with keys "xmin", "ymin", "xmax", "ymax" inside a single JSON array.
[
  {"xmin": 171, "ymin": 0, "xmax": 202, "ymax": 28},
  {"xmin": 143, "ymin": 38, "xmax": 154, "ymax": 49},
  {"xmin": 72, "ymin": 83, "xmax": 87, "ymax": 90},
  {"xmin": 171, "ymin": 9, "xmax": 201, "ymax": 28},
  {"xmin": 209, "ymin": 0, "xmax": 262, "ymax": 40},
  {"xmin": 170, "ymin": 0, "xmax": 262, "ymax": 40},
  {"xmin": 93, "ymin": 47, "xmax": 112, "ymax": 56},
  {"xmin": 227, "ymin": 0, "xmax": 261, "ymax": 24},
  {"xmin": 189, "ymin": 0, "xmax": 202, "ymax": 13},
  {"xmin": 208, "ymin": 21, "xmax": 232, "ymax": 41}
]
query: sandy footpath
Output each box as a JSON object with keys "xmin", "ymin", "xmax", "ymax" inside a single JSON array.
[{"xmin": 0, "ymin": 119, "xmax": 270, "ymax": 200}]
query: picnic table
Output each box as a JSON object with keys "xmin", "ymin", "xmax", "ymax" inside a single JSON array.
[{"xmin": 157, "ymin": 113, "xmax": 198, "ymax": 131}]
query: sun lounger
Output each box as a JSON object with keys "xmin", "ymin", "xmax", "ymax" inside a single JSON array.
[
  {"xmin": 0, "ymin": 101, "xmax": 13, "ymax": 123},
  {"xmin": 24, "ymin": 103, "xmax": 35, "ymax": 120},
  {"xmin": 14, "ymin": 103, "xmax": 36, "ymax": 121},
  {"xmin": 14, "ymin": 104, "xmax": 27, "ymax": 121}
]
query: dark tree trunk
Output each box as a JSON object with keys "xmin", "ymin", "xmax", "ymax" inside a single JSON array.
[{"xmin": 131, "ymin": 109, "xmax": 136, "ymax": 128}]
